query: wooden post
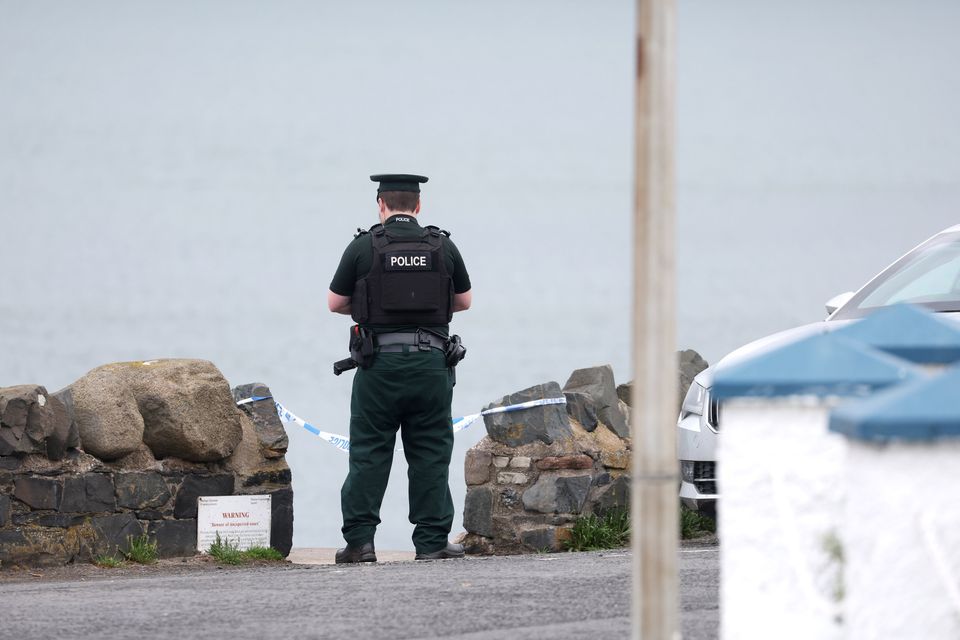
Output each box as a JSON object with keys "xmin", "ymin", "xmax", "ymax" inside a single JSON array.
[{"xmin": 631, "ymin": 0, "xmax": 678, "ymax": 638}]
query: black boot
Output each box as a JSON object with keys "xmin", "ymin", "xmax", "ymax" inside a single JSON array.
[
  {"xmin": 415, "ymin": 542, "xmax": 465, "ymax": 560},
  {"xmin": 335, "ymin": 541, "xmax": 377, "ymax": 564}
]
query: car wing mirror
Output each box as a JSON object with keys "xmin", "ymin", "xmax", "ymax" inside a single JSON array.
[{"xmin": 825, "ymin": 291, "xmax": 855, "ymax": 316}]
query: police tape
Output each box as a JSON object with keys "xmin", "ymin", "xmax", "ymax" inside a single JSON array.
[
  {"xmin": 234, "ymin": 395, "xmax": 567, "ymax": 454},
  {"xmin": 450, "ymin": 397, "xmax": 568, "ymax": 433}
]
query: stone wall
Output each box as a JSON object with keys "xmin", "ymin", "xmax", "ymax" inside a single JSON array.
[
  {"xmin": 459, "ymin": 365, "xmax": 632, "ymax": 554},
  {"xmin": 0, "ymin": 360, "xmax": 293, "ymax": 568},
  {"xmin": 459, "ymin": 351, "xmax": 707, "ymax": 555}
]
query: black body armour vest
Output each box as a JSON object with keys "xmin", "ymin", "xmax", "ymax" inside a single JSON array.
[{"xmin": 350, "ymin": 224, "xmax": 454, "ymax": 326}]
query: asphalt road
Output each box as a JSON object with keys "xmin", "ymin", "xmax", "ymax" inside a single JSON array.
[{"xmin": 0, "ymin": 546, "xmax": 719, "ymax": 640}]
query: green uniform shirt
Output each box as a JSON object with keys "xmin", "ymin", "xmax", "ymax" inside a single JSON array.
[{"xmin": 329, "ymin": 214, "xmax": 471, "ymax": 335}]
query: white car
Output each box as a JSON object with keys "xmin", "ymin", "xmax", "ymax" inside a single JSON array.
[{"xmin": 678, "ymin": 224, "xmax": 960, "ymax": 516}]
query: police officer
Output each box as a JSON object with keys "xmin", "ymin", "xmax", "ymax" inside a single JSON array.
[{"xmin": 327, "ymin": 174, "xmax": 472, "ymax": 563}]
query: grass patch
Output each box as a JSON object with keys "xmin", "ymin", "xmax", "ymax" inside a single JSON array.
[
  {"xmin": 94, "ymin": 554, "xmax": 124, "ymax": 568},
  {"xmin": 208, "ymin": 534, "xmax": 246, "ymax": 565},
  {"xmin": 563, "ymin": 509, "xmax": 630, "ymax": 552},
  {"xmin": 680, "ymin": 505, "xmax": 716, "ymax": 539},
  {"xmin": 243, "ymin": 546, "xmax": 285, "ymax": 561},
  {"xmin": 208, "ymin": 534, "xmax": 285, "ymax": 564},
  {"xmin": 122, "ymin": 533, "xmax": 159, "ymax": 564}
]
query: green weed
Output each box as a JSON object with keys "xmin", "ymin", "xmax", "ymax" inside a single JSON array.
[
  {"xmin": 208, "ymin": 534, "xmax": 285, "ymax": 564},
  {"xmin": 680, "ymin": 505, "xmax": 716, "ymax": 539},
  {"xmin": 242, "ymin": 546, "xmax": 285, "ymax": 561},
  {"xmin": 122, "ymin": 534, "xmax": 158, "ymax": 564},
  {"xmin": 208, "ymin": 533, "xmax": 246, "ymax": 565},
  {"xmin": 94, "ymin": 554, "xmax": 124, "ymax": 568},
  {"xmin": 563, "ymin": 509, "xmax": 631, "ymax": 552}
]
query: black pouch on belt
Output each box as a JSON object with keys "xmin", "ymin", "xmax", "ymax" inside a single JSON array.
[
  {"xmin": 443, "ymin": 334, "xmax": 467, "ymax": 368},
  {"xmin": 349, "ymin": 325, "xmax": 376, "ymax": 369}
]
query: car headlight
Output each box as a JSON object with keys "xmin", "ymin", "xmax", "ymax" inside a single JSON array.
[{"xmin": 680, "ymin": 381, "xmax": 706, "ymax": 419}]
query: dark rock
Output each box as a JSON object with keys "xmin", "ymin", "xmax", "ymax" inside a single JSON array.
[
  {"xmin": 1, "ymin": 527, "xmax": 79, "ymax": 567},
  {"xmin": 135, "ymin": 509, "xmax": 164, "ymax": 521},
  {"xmin": 0, "ymin": 430, "xmax": 17, "ymax": 457},
  {"xmin": 593, "ymin": 472, "xmax": 612, "ymax": 487},
  {"xmin": 241, "ymin": 468, "xmax": 293, "ymax": 488},
  {"xmin": 522, "ymin": 476, "xmax": 558, "ymax": 514},
  {"xmin": 677, "ymin": 349, "xmax": 709, "ymax": 413},
  {"xmin": 0, "ymin": 494, "xmax": 9, "ymax": 527},
  {"xmin": 523, "ymin": 474, "xmax": 593, "ymax": 514},
  {"xmin": 492, "ymin": 515, "xmax": 522, "ymax": 549},
  {"xmin": 521, "ymin": 527, "xmax": 557, "ymax": 552},
  {"xmin": 616, "ymin": 381, "xmax": 633, "ymax": 406},
  {"xmin": 0, "ymin": 385, "xmax": 73, "ymax": 458},
  {"xmin": 174, "ymin": 474, "xmax": 235, "ymax": 519},
  {"xmin": 464, "ymin": 450, "xmax": 492, "ymax": 485},
  {"xmin": 562, "ymin": 365, "xmax": 628, "ymax": 438},
  {"xmin": 233, "ymin": 383, "xmax": 288, "ymax": 458},
  {"xmin": 564, "ymin": 391, "xmax": 598, "ymax": 431},
  {"xmin": 536, "ymin": 455, "xmax": 594, "ymax": 471},
  {"xmin": 51, "ymin": 386, "xmax": 82, "ymax": 451},
  {"xmin": 12, "ymin": 512, "xmax": 87, "ymax": 528},
  {"xmin": 0, "ymin": 388, "xmax": 30, "ymax": 429},
  {"xmin": 0, "ymin": 529, "xmax": 31, "ymax": 565},
  {"xmin": 61, "ymin": 474, "xmax": 116, "ymax": 513},
  {"xmin": 115, "ymin": 472, "xmax": 171, "ymax": 509},
  {"xmin": 148, "ymin": 519, "xmax": 197, "ymax": 558},
  {"xmin": 482, "ymin": 382, "xmax": 572, "ymax": 447},
  {"xmin": 463, "ymin": 486, "xmax": 494, "ymax": 537},
  {"xmin": 270, "ymin": 488, "xmax": 294, "ymax": 556},
  {"xmin": 556, "ymin": 476, "xmax": 592, "ymax": 514},
  {"xmin": 88, "ymin": 513, "xmax": 144, "ymax": 558},
  {"xmin": 596, "ymin": 476, "xmax": 631, "ymax": 514},
  {"xmin": 46, "ymin": 390, "xmax": 78, "ymax": 460},
  {"xmin": 0, "ymin": 456, "xmax": 21, "ymax": 470},
  {"xmin": 13, "ymin": 476, "xmax": 61, "ymax": 510}
]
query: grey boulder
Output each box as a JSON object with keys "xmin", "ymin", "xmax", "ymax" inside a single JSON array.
[
  {"xmin": 69, "ymin": 359, "xmax": 242, "ymax": 462},
  {"xmin": 482, "ymin": 382, "xmax": 572, "ymax": 447},
  {"xmin": 562, "ymin": 365, "xmax": 629, "ymax": 438},
  {"xmin": 522, "ymin": 474, "xmax": 592, "ymax": 515},
  {"xmin": 232, "ymin": 383, "xmax": 287, "ymax": 458},
  {"xmin": 0, "ymin": 385, "xmax": 75, "ymax": 460}
]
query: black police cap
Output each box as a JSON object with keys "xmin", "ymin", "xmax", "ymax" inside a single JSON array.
[{"xmin": 370, "ymin": 174, "xmax": 429, "ymax": 193}]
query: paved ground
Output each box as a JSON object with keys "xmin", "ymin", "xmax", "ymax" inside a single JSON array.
[
  {"xmin": 288, "ymin": 547, "xmax": 416, "ymax": 564},
  {"xmin": 0, "ymin": 544, "xmax": 718, "ymax": 640}
]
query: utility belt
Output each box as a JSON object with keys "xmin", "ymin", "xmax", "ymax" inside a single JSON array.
[{"xmin": 333, "ymin": 326, "xmax": 467, "ymax": 376}]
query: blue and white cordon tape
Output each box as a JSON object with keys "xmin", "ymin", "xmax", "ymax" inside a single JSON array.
[{"xmin": 235, "ymin": 395, "xmax": 567, "ymax": 454}]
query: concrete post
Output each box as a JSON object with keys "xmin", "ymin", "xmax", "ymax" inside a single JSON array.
[
  {"xmin": 712, "ymin": 332, "xmax": 920, "ymax": 640},
  {"xmin": 831, "ymin": 367, "xmax": 960, "ymax": 640}
]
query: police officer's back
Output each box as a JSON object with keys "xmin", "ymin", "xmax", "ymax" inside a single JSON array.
[{"xmin": 327, "ymin": 174, "xmax": 472, "ymax": 563}]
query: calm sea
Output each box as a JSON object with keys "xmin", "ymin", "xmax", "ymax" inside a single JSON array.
[{"xmin": 2, "ymin": 1, "xmax": 958, "ymax": 549}]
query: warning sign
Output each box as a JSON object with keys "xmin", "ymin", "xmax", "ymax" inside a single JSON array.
[{"xmin": 197, "ymin": 495, "xmax": 272, "ymax": 552}]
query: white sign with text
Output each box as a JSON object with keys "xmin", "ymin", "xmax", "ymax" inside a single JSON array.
[{"xmin": 197, "ymin": 495, "xmax": 272, "ymax": 552}]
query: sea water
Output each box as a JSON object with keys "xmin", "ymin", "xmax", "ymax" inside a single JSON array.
[{"xmin": 2, "ymin": 0, "xmax": 958, "ymax": 549}]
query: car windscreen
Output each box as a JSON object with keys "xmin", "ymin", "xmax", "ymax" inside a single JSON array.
[{"xmin": 832, "ymin": 231, "xmax": 960, "ymax": 320}]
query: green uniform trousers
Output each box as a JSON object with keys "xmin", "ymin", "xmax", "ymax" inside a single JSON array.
[{"xmin": 340, "ymin": 348, "xmax": 455, "ymax": 554}]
